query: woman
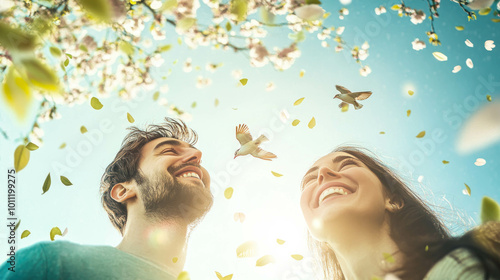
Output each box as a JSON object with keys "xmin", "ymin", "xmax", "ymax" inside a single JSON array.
[{"xmin": 300, "ymin": 145, "xmax": 500, "ymax": 280}]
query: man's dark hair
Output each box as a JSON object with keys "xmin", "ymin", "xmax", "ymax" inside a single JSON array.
[{"xmin": 99, "ymin": 117, "xmax": 198, "ymax": 235}]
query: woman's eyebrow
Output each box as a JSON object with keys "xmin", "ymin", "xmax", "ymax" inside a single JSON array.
[
  {"xmin": 332, "ymin": 155, "xmax": 357, "ymax": 164},
  {"xmin": 303, "ymin": 166, "xmax": 319, "ymax": 179}
]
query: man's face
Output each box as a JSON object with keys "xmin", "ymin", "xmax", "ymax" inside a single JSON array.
[{"xmin": 134, "ymin": 137, "xmax": 213, "ymax": 224}]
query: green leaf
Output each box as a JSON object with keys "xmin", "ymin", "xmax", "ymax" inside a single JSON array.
[
  {"xmin": 21, "ymin": 230, "xmax": 31, "ymax": 239},
  {"xmin": 225, "ymin": 21, "xmax": 232, "ymax": 31},
  {"xmin": 416, "ymin": 131, "xmax": 426, "ymax": 138},
  {"xmin": 306, "ymin": 0, "xmax": 322, "ymax": 4},
  {"xmin": 50, "ymin": 226, "xmax": 62, "ymax": 241},
  {"xmin": 79, "ymin": 44, "xmax": 88, "ymax": 52},
  {"xmin": 442, "ymin": 160, "xmax": 449, "ymax": 164},
  {"xmin": 77, "ymin": 0, "xmax": 113, "ymax": 22},
  {"xmin": 90, "ymin": 97, "xmax": 103, "ymax": 110},
  {"xmin": 292, "ymin": 119, "xmax": 300, "ymax": 126},
  {"xmin": 481, "ymin": 196, "xmax": 500, "ymax": 224},
  {"xmin": 59, "ymin": 142, "xmax": 66, "ymax": 149},
  {"xmin": 153, "ymin": 91, "xmax": 160, "ymax": 101},
  {"xmin": 127, "ymin": 112, "xmax": 135, "ymax": 123},
  {"xmin": 455, "ymin": 26, "xmax": 464, "ymax": 31},
  {"xmin": 42, "ymin": 173, "xmax": 51, "ymax": 195},
  {"xmin": 239, "ymin": 78, "xmax": 248, "ymax": 86},
  {"xmin": 50, "ymin": 46, "xmax": 62, "ymax": 57},
  {"xmin": 383, "ymin": 252, "xmax": 395, "ymax": 263},
  {"xmin": 158, "ymin": 44, "xmax": 172, "ymax": 52},
  {"xmin": 177, "ymin": 18, "xmax": 197, "ymax": 31},
  {"xmin": 64, "ymin": 58, "xmax": 69, "ymax": 67},
  {"xmin": 486, "ymin": 95, "xmax": 492, "ymax": 102},
  {"xmin": 66, "ymin": 53, "xmax": 73, "ymax": 59},
  {"xmin": 288, "ymin": 30, "xmax": 306, "ymax": 43},
  {"xmin": 191, "ymin": 102, "xmax": 197, "ymax": 108},
  {"xmin": 14, "ymin": 145, "xmax": 30, "ymax": 172},
  {"xmin": 271, "ymin": 171, "xmax": 283, "ymax": 177},
  {"xmin": 260, "ymin": 6, "xmax": 275, "ymax": 24},
  {"xmin": 407, "ymin": 110, "xmax": 411, "ymax": 117},
  {"xmin": 14, "ymin": 220, "xmax": 21, "ymax": 231},
  {"xmin": 60, "ymin": 176, "xmax": 73, "ymax": 186},
  {"xmin": 21, "ymin": 58, "xmax": 59, "ymax": 92},
  {"xmin": 478, "ymin": 7, "xmax": 491, "ymax": 16},
  {"xmin": 293, "ymin": 97, "xmax": 305, "ymax": 106},
  {"xmin": 308, "ymin": 117, "xmax": 316, "ymax": 129},
  {"xmin": 464, "ymin": 183, "xmax": 471, "ymax": 196},
  {"xmin": 230, "ymin": 0, "xmax": 248, "ymax": 22},
  {"xmin": 0, "ymin": 22, "xmax": 38, "ymax": 51},
  {"xmin": 177, "ymin": 271, "xmax": 190, "ymax": 280},
  {"xmin": 2, "ymin": 66, "xmax": 33, "ymax": 121},
  {"xmin": 26, "ymin": 142, "xmax": 39, "ymax": 151},
  {"xmin": 80, "ymin": 126, "xmax": 88, "ymax": 134},
  {"xmin": 119, "ymin": 41, "xmax": 134, "ymax": 56}
]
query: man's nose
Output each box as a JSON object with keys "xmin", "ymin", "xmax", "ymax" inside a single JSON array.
[
  {"xmin": 317, "ymin": 166, "xmax": 340, "ymax": 186},
  {"xmin": 181, "ymin": 148, "xmax": 202, "ymax": 165}
]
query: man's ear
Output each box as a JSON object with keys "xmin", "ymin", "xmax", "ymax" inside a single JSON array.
[{"xmin": 110, "ymin": 181, "xmax": 137, "ymax": 203}]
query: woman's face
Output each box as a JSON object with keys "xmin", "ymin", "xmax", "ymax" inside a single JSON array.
[{"xmin": 300, "ymin": 152, "xmax": 392, "ymax": 242}]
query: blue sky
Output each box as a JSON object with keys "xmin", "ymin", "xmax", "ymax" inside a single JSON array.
[{"xmin": 1, "ymin": 0, "xmax": 499, "ymax": 279}]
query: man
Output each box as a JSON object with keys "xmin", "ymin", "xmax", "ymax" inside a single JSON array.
[{"xmin": 1, "ymin": 118, "xmax": 214, "ymax": 279}]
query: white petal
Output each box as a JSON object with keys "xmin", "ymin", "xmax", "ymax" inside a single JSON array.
[
  {"xmin": 294, "ymin": 4, "xmax": 325, "ymax": 21},
  {"xmin": 474, "ymin": 158, "xmax": 486, "ymax": 166},
  {"xmin": 466, "ymin": 58, "xmax": 473, "ymax": 68},
  {"xmin": 485, "ymin": 40, "xmax": 495, "ymax": 51},
  {"xmin": 418, "ymin": 175, "xmax": 424, "ymax": 183},
  {"xmin": 456, "ymin": 103, "xmax": 500, "ymax": 154},
  {"xmin": 452, "ymin": 65, "xmax": 461, "ymax": 73},
  {"xmin": 465, "ymin": 39, "xmax": 474, "ymax": 47}
]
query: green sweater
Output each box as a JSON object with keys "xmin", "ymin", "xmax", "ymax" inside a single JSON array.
[
  {"xmin": 0, "ymin": 241, "xmax": 177, "ymax": 280},
  {"xmin": 424, "ymin": 247, "xmax": 498, "ymax": 280}
]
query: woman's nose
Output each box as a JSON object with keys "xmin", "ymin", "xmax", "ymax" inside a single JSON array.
[{"xmin": 317, "ymin": 166, "xmax": 340, "ymax": 185}]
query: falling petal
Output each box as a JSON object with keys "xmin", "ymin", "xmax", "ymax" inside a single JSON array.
[
  {"xmin": 127, "ymin": 113, "xmax": 135, "ymax": 123},
  {"xmin": 487, "ymin": 95, "xmax": 492, "ymax": 102},
  {"xmin": 271, "ymin": 171, "xmax": 283, "ymax": 177},
  {"xmin": 239, "ymin": 78, "xmax": 248, "ymax": 86},
  {"xmin": 236, "ymin": 241, "xmax": 258, "ymax": 258},
  {"xmin": 224, "ymin": 187, "xmax": 233, "ymax": 199},
  {"xmin": 407, "ymin": 110, "xmax": 411, "ymax": 117},
  {"xmin": 277, "ymin": 239, "xmax": 285, "ymax": 245},
  {"xmin": 452, "ymin": 65, "xmax": 461, "ymax": 73},
  {"xmin": 463, "ymin": 183, "xmax": 471, "ymax": 196},
  {"xmin": 279, "ymin": 109, "xmax": 290, "ymax": 123},
  {"xmin": 475, "ymin": 158, "xmax": 486, "ymax": 166},
  {"xmin": 416, "ymin": 131, "xmax": 426, "ymax": 138},
  {"xmin": 50, "ymin": 227, "xmax": 62, "ymax": 241},
  {"xmin": 21, "ymin": 230, "xmax": 31, "ymax": 239},
  {"xmin": 465, "ymin": 39, "xmax": 474, "ymax": 47},
  {"xmin": 408, "ymin": 90, "xmax": 414, "ymax": 96},
  {"xmin": 292, "ymin": 119, "xmax": 300, "ymax": 126},
  {"xmin": 383, "ymin": 252, "xmax": 395, "ymax": 263},
  {"xmin": 172, "ymin": 257, "xmax": 178, "ymax": 263},
  {"xmin": 234, "ymin": 212, "xmax": 246, "ymax": 223},
  {"xmin": 14, "ymin": 145, "xmax": 30, "ymax": 172},
  {"xmin": 42, "ymin": 173, "xmax": 51, "ymax": 195},
  {"xmin": 215, "ymin": 99, "xmax": 219, "ymax": 107},
  {"xmin": 59, "ymin": 143, "xmax": 66, "ymax": 149},
  {"xmin": 442, "ymin": 160, "xmax": 449, "ymax": 164},
  {"xmin": 90, "ymin": 97, "xmax": 103, "ymax": 110},
  {"xmin": 215, "ymin": 272, "xmax": 233, "ymax": 280},
  {"xmin": 60, "ymin": 176, "xmax": 73, "ymax": 186},
  {"xmin": 478, "ymin": 7, "xmax": 491, "ymax": 15},
  {"xmin": 379, "ymin": 131, "xmax": 385, "ymax": 134},
  {"xmin": 466, "ymin": 58, "xmax": 473, "ymax": 68},
  {"xmin": 62, "ymin": 227, "xmax": 68, "ymax": 237},
  {"xmin": 418, "ymin": 175, "xmax": 424, "ymax": 183},
  {"xmin": 80, "ymin": 126, "xmax": 88, "ymax": 134},
  {"xmin": 177, "ymin": 271, "xmax": 190, "ymax": 280},
  {"xmin": 432, "ymin": 52, "xmax": 448, "ymax": 61},
  {"xmin": 455, "ymin": 26, "xmax": 464, "ymax": 31},
  {"xmin": 308, "ymin": 117, "xmax": 316, "ymax": 129},
  {"xmin": 481, "ymin": 196, "xmax": 500, "ymax": 224},
  {"xmin": 299, "ymin": 69, "xmax": 305, "ymax": 78},
  {"xmin": 291, "ymin": 254, "xmax": 303, "ymax": 260},
  {"xmin": 153, "ymin": 91, "xmax": 160, "ymax": 101},
  {"xmin": 485, "ymin": 40, "xmax": 495, "ymax": 51},
  {"xmin": 256, "ymin": 255, "xmax": 275, "ymax": 266},
  {"xmin": 456, "ymin": 103, "xmax": 500, "ymax": 154},
  {"xmin": 293, "ymin": 97, "xmax": 305, "ymax": 106}
]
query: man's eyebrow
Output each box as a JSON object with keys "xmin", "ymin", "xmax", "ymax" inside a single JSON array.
[{"xmin": 153, "ymin": 140, "xmax": 197, "ymax": 152}]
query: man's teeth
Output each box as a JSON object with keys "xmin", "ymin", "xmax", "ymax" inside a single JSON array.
[
  {"xmin": 319, "ymin": 187, "xmax": 350, "ymax": 204},
  {"xmin": 178, "ymin": 172, "xmax": 200, "ymax": 179}
]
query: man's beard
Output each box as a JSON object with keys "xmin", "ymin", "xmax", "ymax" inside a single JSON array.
[{"xmin": 134, "ymin": 165, "xmax": 213, "ymax": 225}]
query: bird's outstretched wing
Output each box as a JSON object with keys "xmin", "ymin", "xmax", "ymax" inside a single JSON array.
[
  {"xmin": 335, "ymin": 85, "xmax": 351, "ymax": 94},
  {"xmin": 251, "ymin": 148, "xmax": 277, "ymax": 161},
  {"xmin": 236, "ymin": 124, "xmax": 253, "ymax": 145},
  {"xmin": 352, "ymin": 91, "xmax": 372, "ymax": 100}
]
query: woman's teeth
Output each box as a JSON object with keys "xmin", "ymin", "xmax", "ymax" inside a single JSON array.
[
  {"xmin": 319, "ymin": 187, "xmax": 350, "ymax": 204},
  {"xmin": 178, "ymin": 172, "xmax": 200, "ymax": 179}
]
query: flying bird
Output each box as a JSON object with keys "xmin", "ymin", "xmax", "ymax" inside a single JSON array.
[
  {"xmin": 234, "ymin": 124, "xmax": 277, "ymax": 161},
  {"xmin": 333, "ymin": 85, "xmax": 372, "ymax": 110}
]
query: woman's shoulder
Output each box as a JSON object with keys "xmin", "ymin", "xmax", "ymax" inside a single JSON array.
[{"xmin": 423, "ymin": 247, "xmax": 498, "ymax": 280}]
